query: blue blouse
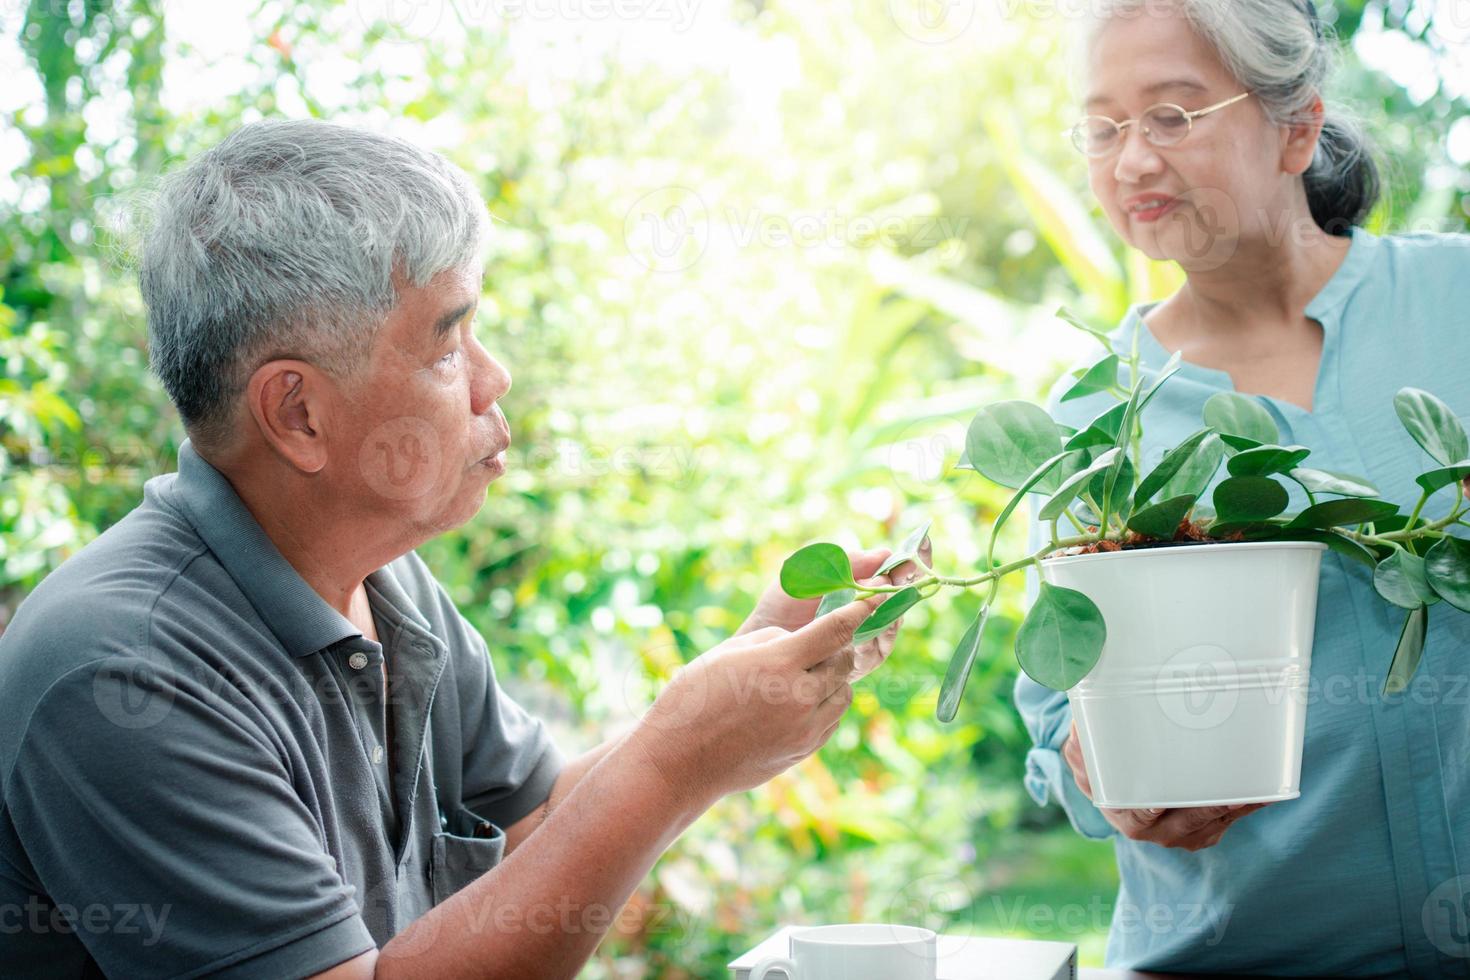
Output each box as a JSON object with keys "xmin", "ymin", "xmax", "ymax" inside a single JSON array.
[{"xmin": 1015, "ymin": 227, "xmax": 1470, "ymax": 976}]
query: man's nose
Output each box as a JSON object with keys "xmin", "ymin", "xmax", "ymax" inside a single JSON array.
[
  {"xmin": 470, "ymin": 347, "xmax": 511, "ymax": 416},
  {"xmin": 1113, "ymin": 124, "xmax": 1164, "ymax": 185}
]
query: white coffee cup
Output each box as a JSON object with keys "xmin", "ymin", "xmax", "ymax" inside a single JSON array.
[{"xmin": 749, "ymin": 923, "xmax": 938, "ymax": 980}]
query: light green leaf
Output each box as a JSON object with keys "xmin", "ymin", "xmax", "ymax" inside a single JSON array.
[
  {"xmin": 1394, "ymin": 388, "xmax": 1470, "ymax": 467},
  {"xmin": 1064, "ymin": 402, "xmax": 1128, "ymax": 451},
  {"xmin": 1383, "ymin": 605, "xmax": 1429, "ymax": 696},
  {"xmin": 781, "ymin": 543, "xmax": 857, "ymax": 599},
  {"xmin": 1425, "ymin": 536, "xmax": 1470, "ymax": 613},
  {"xmin": 1015, "ymin": 582, "xmax": 1106, "ymax": 690},
  {"xmin": 1414, "ymin": 461, "xmax": 1470, "ymax": 495},
  {"xmin": 1374, "ymin": 549, "xmax": 1440, "ymax": 609},
  {"xmin": 1038, "ymin": 448, "xmax": 1122, "ymax": 522},
  {"xmin": 1289, "ymin": 467, "xmax": 1380, "ymax": 498},
  {"xmin": 1135, "ymin": 428, "xmax": 1212, "ymax": 509},
  {"xmin": 853, "ymin": 586, "xmax": 923, "ymax": 644},
  {"xmin": 965, "ymin": 401, "xmax": 1063, "ymax": 489},
  {"xmin": 1158, "ymin": 433, "xmax": 1225, "ymax": 502},
  {"xmin": 1060, "ymin": 354, "xmax": 1120, "ymax": 403},
  {"xmin": 936, "ymin": 606, "xmax": 990, "ymax": 723},
  {"xmin": 876, "ymin": 521, "xmax": 932, "ymax": 576},
  {"xmin": 815, "ymin": 588, "xmax": 857, "ymax": 619},
  {"xmin": 1203, "ymin": 392, "xmax": 1279, "ymax": 445}
]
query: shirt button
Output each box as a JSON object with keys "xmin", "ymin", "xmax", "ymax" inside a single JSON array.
[
  {"xmin": 348, "ymin": 651, "xmax": 369, "ymax": 670},
  {"xmin": 372, "ymin": 744, "xmax": 384, "ymax": 764}
]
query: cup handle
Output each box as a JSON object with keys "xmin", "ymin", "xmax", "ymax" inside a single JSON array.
[{"xmin": 749, "ymin": 954, "xmax": 797, "ymax": 980}]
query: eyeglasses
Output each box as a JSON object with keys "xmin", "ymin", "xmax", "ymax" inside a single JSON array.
[{"xmin": 1067, "ymin": 92, "xmax": 1252, "ymax": 158}]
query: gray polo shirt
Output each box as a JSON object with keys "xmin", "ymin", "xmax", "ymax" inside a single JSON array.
[{"xmin": 0, "ymin": 440, "xmax": 564, "ymax": 978}]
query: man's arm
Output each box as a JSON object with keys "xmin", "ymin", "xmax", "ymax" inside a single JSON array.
[
  {"xmin": 500, "ymin": 737, "xmax": 621, "ymax": 854},
  {"xmin": 313, "ymin": 594, "xmax": 880, "ymax": 980}
]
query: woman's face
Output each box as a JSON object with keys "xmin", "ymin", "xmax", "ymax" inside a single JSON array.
[{"xmin": 1083, "ymin": 8, "xmax": 1297, "ymax": 270}]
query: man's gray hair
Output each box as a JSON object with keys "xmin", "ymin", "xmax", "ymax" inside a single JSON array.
[{"xmin": 138, "ymin": 118, "xmax": 491, "ymax": 446}]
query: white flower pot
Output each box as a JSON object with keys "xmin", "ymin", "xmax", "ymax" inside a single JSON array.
[{"xmin": 1039, "ymin": 540, "xmax": 1327, "ymax": 809}]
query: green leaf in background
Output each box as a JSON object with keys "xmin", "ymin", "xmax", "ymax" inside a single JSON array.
[
  {"xmin": 1127, "ymin": 493, "xmax": 1196, "ymax": 540},
  {"xmin": 853, "ymin": 585, "xmax": 922, "ymax": 644},
  {"xmin": 1290, "ymin": 467, "xmax": 1380, "ymax": 498},
  {"xmin": 1064, "ymin": 402, "xmax": 1127, "ymax": 451},
  {"xmin": 1383, "ymin": 604, "xmax": 1429, "ymax": 696},
  {"xmin": 1135, "ymin": 428, "xmax": 1212, "ymax": 509},
  {"xmin": 1425, "ymin": 536, "xmax": 1470, "ymax": 613},
  {"xmin": 1016, "ymin": 582, "xmax": 1106, "ymax": 690},
  {"xmin": 815, "ymin": 587, "xmax": 857, "ymax": 618},
  {"xmin": 1226, "ymin": 444, "xmax": 1312, "ymax": 478},
  {"xmin": 1203, "ymin": 392, "xmax": 1279, "ymax": 445},
  {"xmin": 936, "ymin": 605, "xmax": 990, "ymax": 723},
  {"xmin": 876, "ymin": 520, "xmax": 932, "ymax": 576},
  {"xmin": 781, "ymin": 543, "xmax": 857, "ymax": 598},
  {"xmin": 1374, "ymin": 549, "xmax": 1440, "ymax": 609},
  {"xmin": 1212, "ymin": 476, "xmax": 1290, "ymax": 524},
  {"xmin": 1394, "ymin": 388, "xmax": 1470, "ymax": 467},
  {"xmin": 965, "ymin": 401, "xmax": 1063, "ymax": 489},
  {"xmin": 1038, "ymin": 447, "xmax": 1121, "ymax": 522},
  {"xmin": 1414, "ymin": 461, "xmax": 1470, "ymax": 495},
  {"xmin": 1054, "ymin": 307, "xmax": 1119, "ymax": 352},
  {"xmin": 1137, "ymin": 351, "xmax": 1184, "ymax": 414},
  {"xmin": 1060, "ymin": 354, "xmax": 1120, "ymax": 403},
  {"xmin": 1286, "ymin": 498, "xmax": 1401, "ymax": 531}
]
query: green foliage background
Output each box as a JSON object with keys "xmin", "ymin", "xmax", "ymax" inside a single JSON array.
[{"xmin": 2, "ymin": 0, "xmax": 1466, "ymax": 974}]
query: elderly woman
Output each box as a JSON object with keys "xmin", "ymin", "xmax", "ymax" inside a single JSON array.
[{"xmin": 1016, "ymin": 0, "xmax": 1470, "ymax": 975}]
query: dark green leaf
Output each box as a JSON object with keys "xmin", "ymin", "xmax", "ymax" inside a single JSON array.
[
  {"xmin": 853, "ymin": 586, "xmax": 923, "ymax": 643},
  {"xmin": 1414, "ymin": 461, "xmax": 1470, "ymax": 495},
  {"xmin": 781, "ymin": 543, "xmax": 857, "ymax": 599},
  {"xmin": 1263, "ymin": 529, "xmax": 1381, "ymax": 568},
  {"xmin": 1127, "ymin": 494, "xmax": 1196, "ymax": 540},
  {"xmin": 1226, "ymin": 444, "xmax": 1312, "ymax": 477},
  {"xmin": 1286, "ymin": 498, "xmax": 1401, "ymax": 531},
  {"xmin": 1394, "ymin": 388, "xmax": 1470, "ymax": 467},
  {"xmin": 1135, "ymin": 428, "xmax": 1212, "ymax": 509},
  {"xmin": 1218, "ymin": 433, "xmax": 1265, "ymax": 454},
  {"xmin": 1425, "ymin": 536, "xmax": 1470, "ymax": 613},
  {"xmin": 965, "ymin": 401, "xmax": 1063, "ymax": 489},
  {"xmin": 1038, "ymin": 448, "xmax": 1121, "ymax": 521},
  {"xmin": 1203, "ymin": 392, "xmax": 1279, "ymax": 445},
  {"xmin": 1090, "ymin": 454, "xmax": 1134, "ymax": 521},
  {"xmin": 876, "ymin": 521, "xmax": 932, "ymax": 576},
  {"xmin": 1212, "ymin": 476, "xmax": 1289, "ymax": 524},
  {"xmin": 1383, "ymin": 605, "xmax": 1429, "ymax": 696},
  {"xmin": 1158, "ymin": 433, "xmax": 1225, "ymax": 501},
  {"xmin": 815, "ymin": 588, "xmax": 857, "ymax": 619},
  {"xmin": 1289, "ymin": 467, "xmax": 1380, "ymax": 498},
  {"xmin": 1015, "ymin": 582, "xmax": 1106, "ymax": 690},
  {"xmin": 1374, "ymin": 549, "xmax": 1440, "ymax": 609},
  {"xmin": 936, "ymin": 606, "xmax": 990, "ymax": 723},
  {"xmin": 1060, "ymin": 354, "xmax": 1120, "ymax": 403}
]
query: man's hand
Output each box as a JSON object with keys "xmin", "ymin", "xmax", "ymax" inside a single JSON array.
[
  {"xmin": 1063, "ymin": 720, "xmax": 1269, "ymax": 851},
  {"xmin": 738, "ymin": 537, "xmax": 932, "ymax": 680}
]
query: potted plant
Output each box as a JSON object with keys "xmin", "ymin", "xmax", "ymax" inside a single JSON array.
[{"xmin": 780, "ymin": 310, "xmax": 1470, "ymax": 807}]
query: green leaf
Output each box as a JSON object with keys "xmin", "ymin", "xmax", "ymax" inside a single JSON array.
[
  {"xmin": 1266, "ymin": 529, "xmax": 1381, "ymax": 568},
  {"xmin": 1060, "ymin": 354, "xmax": 1120, "ymax": 403},
  {"xmin": 853, "ymin": 586, "xmax": 923, "ymax": 644},
  {"xmin": 1394, "ymin": 388, "xmax": 1470, "ymax": 467},
  {"xmin": 1127, "ymin": 493, "xmax": 1196, "ymax": 540},
  {"xmin": 1135, "ymin": 428, "xmax": 1212, "ymax": 509},
  {"xmin": 1064, "ymin": 402, "xmax": 1127, "ymax": 451},
  {"xmin": 1217, "ymin": 433, "xmax": 1265, "ymax": 454},
  {"xmin": 1383, "ymin": 605, "xmax": 1429, "ymax": 696},
  {"xmin": 988, "ymin": 450, "xmax": 1076, "ymax": 551},
  {"xmin": 1226, "ymin": 444, "xmax": 1312, "ymax": 478},
  {"xmin": 1212, "ymin": 476, "xmax": 1290, "ymax": 524},
  {"xmin": 1054, "ymin": 307, "xmax": 1118, "ymax": 353},
  {"xmin": 1203, "ymin": 392, "xmax": 1279, "ymax": 445},
  {"xmin": 1136, "ymin": 351, "xmax": 1183, "ymax": 415},
  {"xmin": 1374, "ymin": 549, "xmax": 1440, "ymax": 609},
  {"xmin": 1038, "ymin": 448, "xmax": 1122, "ymax": 522},
  {"xmin": 1425, "ymin": 536, "xmax": 1470, "ymax": 613},
  {"xmin": 1286, "ymin": 498, "xmax": 1401, "ymax": 531},
  {"xmin": 1289, "ymin": 467, "xmax": 1380, "ymax": 498},
  {"xmin": 876, "ymin": 521, "xmax": 932, "ymax": 576},
  {"xmin": 965, "ymin": 401, "xmax": 1063, "ymax": 489},
  {"xmin": 936, "ymin": 606, "xmax": 990, "ymax": 723},
  {"xmin": 815, "ymin": 588, "xmax": 857, "ymax": 619},
  {"xmin": 781, "ymin": 543, "xmax": 857, "ymax": 599},
  {"xmin": 1015, "ymin": 582, "xmax": 1106, "ymax": 690},
  {"xmin": 1158, "ymin": 433, "xmax": 1225, "ymax": 501},
  {"xmin": 1414, "ymin": 461, "xmax": 1470, "ymax": 495},
  {"xmin": 1090, "ymin": 454, "xmax": 1135, "ymax": 521}
]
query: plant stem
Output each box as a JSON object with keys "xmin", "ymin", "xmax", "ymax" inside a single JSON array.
[
  {"xmin": 1342, "ymin": 509, "xmax": 1461, "ymax": 547},
  {"xmin": 1405, "ymin": 489, "xmax": 1430, "ymax": 530}
]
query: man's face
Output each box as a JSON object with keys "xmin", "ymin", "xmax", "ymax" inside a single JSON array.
[{"xmin": 332, "ymin": 264, "xmax": 512, "ymax": 540}]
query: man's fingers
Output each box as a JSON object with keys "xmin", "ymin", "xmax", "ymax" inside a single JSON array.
[
  {"xmin": 848, "ymin": 548, "xmax": 893, "ymax": 580},
  {"xmin": 789, "ymin": 594, "xmax": 883, "ymax": 667},
  {"xmin": 808, "ymin": 646, "xmax": 858, "ymax": 700}
]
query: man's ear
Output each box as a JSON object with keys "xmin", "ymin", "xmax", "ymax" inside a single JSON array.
[
  {"xmin": 246, "ymin": 360, "xmax": 332, "ymax": 474},
  {"xmin": 1282, "ymin": 93, "xmax": 1325, "ymax": 177}
]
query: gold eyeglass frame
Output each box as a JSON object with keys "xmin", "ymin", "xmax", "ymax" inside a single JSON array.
[{"xmin": 1067, "ymin": 91, "xmax": 1253, "ymax": 157}]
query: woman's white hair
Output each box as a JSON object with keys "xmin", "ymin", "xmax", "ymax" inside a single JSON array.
[
  {"xmin": 136, "ymin": 119, "xmax": 491, "ymax": 446},
  {"xmin": 1078, "ymin": 0, "xmax": 1380, "ymax": 235}
]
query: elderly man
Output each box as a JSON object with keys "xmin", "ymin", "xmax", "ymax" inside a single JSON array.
[{"xmin": 0, "ymin": 120, "xmax": 927, "ymax": 979}]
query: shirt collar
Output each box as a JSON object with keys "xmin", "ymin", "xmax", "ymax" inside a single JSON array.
[{"xmin": 171, "ymin": 438, "xmax": 364, "ymax": 658}]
